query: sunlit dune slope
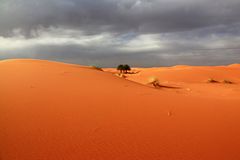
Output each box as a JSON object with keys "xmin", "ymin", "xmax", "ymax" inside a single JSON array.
[
  {"xmin": 1, "ymin": 59, "xmax": 240, "ymax": 160},
  {"xmin": 105, "ymin": 65, "xmax": 240, "ymax": 98},
  {"xmin": 106, "ymin": 65, "xmax": 240, "ymax": 84}
]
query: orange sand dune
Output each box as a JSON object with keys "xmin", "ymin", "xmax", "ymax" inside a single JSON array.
[
  {"xmin": 1, "ymin": 59, "xmax": 240, "ymax": 160},
  {"xmin": 105, "ymin": 65, "xmax": 240, "ymax": 98}
]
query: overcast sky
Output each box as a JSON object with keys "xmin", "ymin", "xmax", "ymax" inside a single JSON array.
[{"xmin": 0, "ymin": 0, "xmax": 240, "ymax": 67}]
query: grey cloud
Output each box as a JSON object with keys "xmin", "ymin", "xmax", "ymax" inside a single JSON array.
[
  {"xmin": 1, "ymin": 30, "xmax": 240, "ymax": 67},
  {"xmin": 1, "ymin": 0, "xmax": 240, "ymax": 66},
  {"xmin": 1, "ymin": 0, "xmax": 240, "ymax": 36}
]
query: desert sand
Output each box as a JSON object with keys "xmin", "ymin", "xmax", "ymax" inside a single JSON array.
[{"xmin": 1, "ymin": 59, "xmax": 240, "ymax": 160}]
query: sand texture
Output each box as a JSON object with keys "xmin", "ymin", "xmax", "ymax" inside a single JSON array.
[{"xmin": 1, "ymin": 59, "xmax": 240, "ymax": 160}]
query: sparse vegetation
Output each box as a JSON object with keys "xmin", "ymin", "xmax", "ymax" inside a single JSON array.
[
  {"xmin": 117, "ymin": 64, "xmax": 131, "ymax": 73},
  {"xmin": 123, "ymin": 64, "xmax": 131, "ymax": 73},
  {"xmin": 148, "ymin": 77, "xmax": 161, "ymax": 88},
  {"xmin": 117, "ymin": 64, "xmax": 124, "ymax": 73},
  {"xmin": 91, "ymin": 66, "xmax": 103, "ymax": 71},
  {"xmin": 223, "ymin": 79, "xmax": 233, "ymax": 84},
  {"xmin": 207, "ymin": 78, "xmax": 219, "ymax": 83},
  {"xmin": 115, "ymin": 73, "xmax": 126, "ymax": 78},
  {"xmin": 207, "ymin": 78, "xmax": 234, "ymax": 84}
]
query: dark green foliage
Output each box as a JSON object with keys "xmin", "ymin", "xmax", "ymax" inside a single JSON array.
[
  {"xmin": 117, "ymin": 64, "xmax": 124, "ymax": 73},
  {"xmin": 117, "ymin": 64, "xmax": 131, "ymax": 73},
  {"xmin": 123, "ymin": 64, "xmax": 131, "ymax": 73}
]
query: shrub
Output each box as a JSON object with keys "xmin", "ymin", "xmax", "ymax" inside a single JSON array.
[
  {"xmin": 223, "ymin": 79, "xmax": 233, "ymax": 84},
  {"xmin": 207, "ymin": 78, "xmax": 219, "ymax": 83},
  {"xmin": 115, "ymin": 73, "xmax": 126, "ymax": 78},
  {"xmin": 148, "ymin": 77, "xmax": 161, "ymax": 88},
  {"xmin": 91, "ymin": 66, "xmax": 103, "ymax": 71}
]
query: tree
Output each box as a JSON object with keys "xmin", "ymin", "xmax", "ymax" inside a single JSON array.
[
  {"xmin": 117, "ymin": 64, "xmax": 124, "ymax": 73},
  {"xmin": 117, "ymin": 64, "xmax": 131, "ymax": 73},
  {"xmin": 123, "ymin": 64, "xmax": 131, "ymax": 73}
]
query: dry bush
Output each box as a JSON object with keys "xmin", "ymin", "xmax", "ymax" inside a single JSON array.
[
  {"xmin": 148, "ymin": 77, "xmax": 161, "ymax": 88},
  {"xmin": 223, "ymin": 79, "xmax": 233, "ymax": 84},
  {"xmin": 91, "ymin": 66, "xmax": 103, "ymax": 71},
  {"xmin": 115, "ymin": 73, "xmax": 126, "ymax": 78},
  {"xmin": 207, "ymin": 78, "xmax": 219, "ymax": 83}
]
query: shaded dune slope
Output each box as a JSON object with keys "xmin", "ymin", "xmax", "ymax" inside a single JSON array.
[{"xmin": 1, "ymin": 59, "xmax": 240, "ymax": 160}]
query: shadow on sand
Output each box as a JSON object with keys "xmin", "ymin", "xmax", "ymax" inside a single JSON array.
[{"xmin": 147, "ymin": 83, "xmax": 181, "ymax": 89}]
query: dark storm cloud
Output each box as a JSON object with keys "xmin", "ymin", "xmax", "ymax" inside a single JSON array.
[
  {"xmin": 1, "ymin": 0, "xmax": 240, "ymax": 36},
  {"xmin": 1, "ymin": 0, "xmax": 240, "ymax": 66}
]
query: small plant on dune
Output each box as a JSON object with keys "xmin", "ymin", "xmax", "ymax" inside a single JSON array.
[
  {"xmin": 91, "ymin": 66, "xmax": 103, "ymax": 71},
  {"xmin": 115, "ymin": 73, "xmax": 126, "ymax": 78},
  {"xmin": 148, "ymin": 77, "xmax": 161, "ymax": 88},
  {"xmin": 207, "ymin": 78, "xmax": 219, "ymax": 83},
  {"xmin": 223, "ymin": 79, "xmax": 233, "ymax": 84}
]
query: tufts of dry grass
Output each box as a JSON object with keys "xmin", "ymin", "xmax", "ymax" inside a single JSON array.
[
  {"xmin": 91, "ymin": 66, "xmax": 103, "ymax": 71},
  {"xmin": 207, "ymin": 78, "xmax": 219, "ymax": 83},
  {"xmin": 148, "ymin": 77, "xmax": 161, "ymax": 88},
  {"xmin": 115, "ymin": 73, "xmax": 126, "ymax": 78},
  {"xmin": 207, "ymin": 78, "xmax": 234, "ymax": 84},
  {"xmin": 222, "ymin": 79, "xmax": 233, "ymax": 84}
]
